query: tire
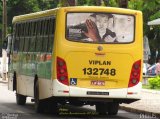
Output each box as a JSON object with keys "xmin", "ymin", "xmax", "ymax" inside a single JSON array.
[
  {"xmin": 108, "ymin": 102, "xmax": 119, "ymax": 115},
  {"xmin": 13, "ymin": 74, "xmax": 17, "ymax": 91},
  {"xmin": 96, "ymin": 103, "xmax": 108, "ymax": 115},
  {"xmin": 16, "ymin": 93, "xmax": 26, "ymax": 105},
  {"xmin": 34, "ymin": 81, "xmax": 44, "ymax": 113}
]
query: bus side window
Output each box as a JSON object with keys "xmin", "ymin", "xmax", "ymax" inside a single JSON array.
[
  {"xmin": 15, "ymin": 24, "xmax": 18, "ymax": 38},
  {"xmin": 33, "ymin": 21, "xmax": 36, "ymax": 36},
  {"xmin": 29, "ymin": 21, "xmax": 36, "ymax": 52},
  {"xmin": 34, "ymin": 21, "xmax": 38, "ymax": 51},
  {"xmin": 18, "ymin": 24, "xmax": 23, "ymax": 52},
  {"xmin": 17, "ymin": 23, "xmax": 20, "ymax": 38},
  {"xmin": 13, "ymin": 24, "xmax": 18, "ymax": 51},
  {"xmin": 24, "ymin": 22, "xmax": 28, "ymax": 52},
  {"xmin": 11, "ymin": 24, "xmax": 16, "ymax": 52},
  {"xmin": 42, "ymin": 19, "xmax": 48, "ymax": 52},
  {"xmin": 28, "ymin": 22, "xmax": 32, "ymax": 51},
  {"xmin": 47, "ymin": 18, "xmax": 55, "ymax": 53},
  {"xmin": 14, "ymin": 23, "xmax": 20, "ymax": 51},
  {"xmin": 24, "ymin": 22, "xmax": 31, "ymax": 52},
  {"xmin": 23, "ymin": 22, "xmax": 27, "ymax": 52},
  {"xmin": 36, "ymin": 20, "xmax": 43, "ymax": 52},
  {"xmin": 44, "ymin": 19, "xmax": 48, "ymax": 35}
]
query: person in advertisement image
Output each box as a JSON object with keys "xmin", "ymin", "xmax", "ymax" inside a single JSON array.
[{"xmin": 66, "ymin": 13, "xmax": 134, "ymax": 43}]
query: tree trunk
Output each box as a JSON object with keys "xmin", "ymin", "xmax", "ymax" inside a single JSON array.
[{"xmin": 118, "ymin": 0, "xmax": 128, "ymax": 8}]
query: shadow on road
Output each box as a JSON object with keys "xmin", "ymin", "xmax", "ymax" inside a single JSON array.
[{"xmin": 0, "ymin": 102, "xmax": 136, "ymax": 119}]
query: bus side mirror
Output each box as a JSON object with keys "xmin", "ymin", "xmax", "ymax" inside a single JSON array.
[{"xmin": 4, "ymin": 34, "xmax": 12, "ymax": 54}]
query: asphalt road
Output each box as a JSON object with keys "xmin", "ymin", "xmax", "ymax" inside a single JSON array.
[{"xmin": 0, "ymin": 82, "xmax": 142, "ymax": 119}]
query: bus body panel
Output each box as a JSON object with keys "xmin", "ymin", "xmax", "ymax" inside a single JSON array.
[
  {"xmin": 38, "ymin": 78, "xmax": 53, "ymax": 99},
  {"xmin": 9, "ymin": 7, "xmax": 143, "ymax": 103},
  {"xmin": 52, "ymin": 79, "xmax": 141, "ymax": 99},
  {"xmin": 23, "ymin": 75, "xmax": 35, "ymax": 97},
  {"xmin": 53, "ymin": 7, "xmax": 143, "ymax": 100},
  {"xmin": 66, "ymin": 51, "xmax": 133, "ymax": 89},
  {"xmin": 8, "ymin": 72, "xmax": 14, "ymax": 91},
  {"xmin": 17, "ymin": 75, "xmax": 27, "ymax": 95}
]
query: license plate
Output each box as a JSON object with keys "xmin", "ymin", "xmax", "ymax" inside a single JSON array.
[
  {"xmin": 91, "ymin": 80, "xmax": 105, "ymax": 86},
  {"xmin": 87, "ymin": 91, "xmax": 109, "ymax": 95}
]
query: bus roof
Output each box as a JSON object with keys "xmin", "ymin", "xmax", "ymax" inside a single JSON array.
[
  {"xmin": 12, "ymin": 6, "xmax": 141, "ymax": 24},
  {"xmin": 12, "ymin": 8, "xmax": 59, "ymax": 23}
]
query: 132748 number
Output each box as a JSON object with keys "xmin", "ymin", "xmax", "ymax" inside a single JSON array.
[{"xmin": 82, "ymin": 68, "xmax": 116, "ymax": 76}]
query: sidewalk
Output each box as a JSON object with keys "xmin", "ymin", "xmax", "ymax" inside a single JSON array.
[{"xmin": 120, "ymin": 89, "xmax": 160, "ymax": 118}]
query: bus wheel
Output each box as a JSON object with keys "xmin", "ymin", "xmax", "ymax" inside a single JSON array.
[
  {"xmin": 107, "ymin": 102, "xmax": 119, "ymax": 115},
  {"xmin": 13, "ymin": 73, "xmax": 17, "ymax": 91},
  {"xmin": 96, "ymin": 103, "xmax": 108, "ymax": 115},
  {"xmin": 34, "ymin": 81, "xmax": 44, "ymax": 113},
  {"xmin": 16, "ymin": 93, "xmax": 26, "ymax": 105}
]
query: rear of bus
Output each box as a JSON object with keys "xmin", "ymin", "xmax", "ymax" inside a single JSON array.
[{"xmin": 53, "ymin": 7, "xmax": 143, "ymax": 107}]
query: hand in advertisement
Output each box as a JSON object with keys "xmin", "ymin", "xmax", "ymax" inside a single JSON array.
[{"xmin": 82, "ymin": 19, "xmax": 101, "ymax": 42}]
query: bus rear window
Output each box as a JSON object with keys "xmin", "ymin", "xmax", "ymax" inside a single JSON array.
[{"xmin": 66, "ymin": 13, "xmax": 135, "ymax": 43}]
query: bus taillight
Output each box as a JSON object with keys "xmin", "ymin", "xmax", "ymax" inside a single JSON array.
[
  {"xmin": 57, "ymin": 57, "xmax": 69, "ymax": 86},
  {"xmin": 128, "ymin": 60, "xmax": 141, "ymax": 88}
]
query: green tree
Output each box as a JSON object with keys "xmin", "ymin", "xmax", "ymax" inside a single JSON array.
[
  {"xmin": 3, "ymin": 0, "xmax": 160, "ymax": 54},
  {"xmin": 38, "ymin": 0, "xmax": 59, "ymax": 10},
  {"xmin": 109, "ymin": 0, "xmax": 118, "ymax": 7},
  {"xmin": 77, "ymin": 0, "xmax": 87, "ymax": 6},
  {"xmin": 58, "ymin": 0, "xmax": 68, "ymax": 7},
  {"xmin": 49, "ymin": 0, "xmax": 59, "ymax": 8},
  {"xmin": 37, "ymin": 0, "xmax": 50, "ymax": 10},
  {"xmin": 7, "ymin": 0, "xmax": 40, "ymax": 26},
  {"xmin": 127, "ymin": 0, "xmax": 160, "ymax": 63},
  {"xmin": 87, "ymin": 0, "xmax": 97, "ymax": 6},
  {"xmin": 142, "ymin": 0, "xmax": 160, "ymax": 50}
]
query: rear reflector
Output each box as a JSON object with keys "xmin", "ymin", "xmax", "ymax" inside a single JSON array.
[
  {"xmin": 128, "ymin": 60, "xmax": 141, "ymax": 88},
  {"xmin": 63, "ymin": 91, "xmax": 69, "ymax": 93},
  {"xmin": 127, "ymin": 92, "xmax": 137, "ymax": 95},
  {"xmin": 58, "ymin": 90, "xmax": 69, "ymax": 93}
]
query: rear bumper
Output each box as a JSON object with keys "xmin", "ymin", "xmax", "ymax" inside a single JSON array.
[{"xmin": 52, "ymin": 79, "xmax": 141, "ymax": 100}]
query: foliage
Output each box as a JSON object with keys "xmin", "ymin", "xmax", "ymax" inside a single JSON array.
[
  {"xmin": 109, "ymin": 0, "xmax": 118, "ymax": 7},
  {"xmin": 148, "ymin": 77, "xmax": 158, "ymax": 89},
  {"xmin": 0, "ymin": 0, "xmax": 160, "ymax": 52},
  {"xmin": 128, "ymin": 0, "xmax": 143, "ymax": 10},
  {"xmin": 77, "ymin": 0, "xmax": 87, "ymax": 6},
  {"xmin": 148, "ymin": 76, "xmax": 160, "ymax": 89},
  {"xmin": 87, "ymin": 0, "xmax": 97, "ymax": 6},
  {"xmin": 7, "ymin": 0, "xmax": 40, "ymax": 26},
  {"xmin": 58, "ymin": 0, "xmax": 69, "ymax": 7}
]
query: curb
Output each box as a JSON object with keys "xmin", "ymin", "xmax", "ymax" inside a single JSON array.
[
  {"xmin": 142, "ymin": 89, "xmax": 160, "ymax": 94},
  {"xmin": 119, "ymin": 105, "xmax": 160, "ymax": 118},
  {"xmin": 120, "ymin": 89, "xmax": 160, "ymax": 118}
]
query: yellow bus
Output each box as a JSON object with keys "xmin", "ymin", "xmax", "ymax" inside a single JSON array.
[{"xmin": 7, "ymin": 6, "xmax": 143, "ymax": 115}]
